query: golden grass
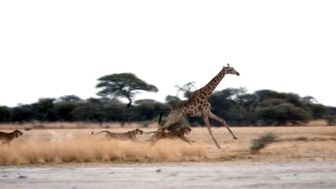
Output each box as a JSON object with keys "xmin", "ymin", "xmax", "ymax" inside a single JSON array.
[
  {"xmin": 0, "ymin": 129, "xmax": 206, "ymax": 165},
  {"xmin": 1, "ymin": 124, "xmax": 336, "ymax": 165}
]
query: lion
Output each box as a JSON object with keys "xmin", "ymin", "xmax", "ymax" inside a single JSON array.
[
  {"xmin": 147, "ymin": 126, "xmax": 195, "ymax": 144},
  {"xmin": 0, "ymin": 129, "xmax": 23, "ymax": 145},
  {"xmin": 91, "ymin": 128, "xmax": 144, "ymax": 141}
]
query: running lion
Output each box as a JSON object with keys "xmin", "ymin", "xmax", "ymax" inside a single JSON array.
[
  {"xmin": 91, "ymin": 128, "xmax": 144, "ymax": 141},
  {"xmin": 0, "ymin": 129, "xmax": 23, "ymax": 145}
]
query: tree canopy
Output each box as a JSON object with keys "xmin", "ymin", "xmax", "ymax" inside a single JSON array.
[
  {"xmin": 96, "ymin": 73, "xmax": 158, "ymax": 108},
  {"xmin": 0, "ymin": 88, "xmax": 335, "ymax": 126},
  {"xmin": 0, "ymin": 71, "xmax": 335, "ymax": 126}
]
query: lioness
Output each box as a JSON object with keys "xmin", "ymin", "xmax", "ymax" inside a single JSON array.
[
  {"xmin": 91, "ymin": 128, "xmax": 144, "ymax": 141},
  {"xmin": 147, "ymin": 126, "xmax": 194, "ymax": 144},
  {"xmin": 0, "ymin": 129, "xmax": 23, "ymax": 145}
]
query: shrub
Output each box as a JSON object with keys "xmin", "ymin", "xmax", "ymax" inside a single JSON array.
[
  {"xmin": 325, "ymin": 115, "xmax": 336, "ymax": 126},
  {"xmin": 250, "ymin": 132, "xmax": 278, "ymax": 153}
]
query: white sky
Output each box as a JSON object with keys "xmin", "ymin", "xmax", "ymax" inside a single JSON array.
[{"xmin": 0, "ymin": 0, "xmax": 336, "ymax": 107}]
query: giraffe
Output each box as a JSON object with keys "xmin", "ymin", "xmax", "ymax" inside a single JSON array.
[{"xmin": 152, "ymin": 64, "xmax": 240, "ymax": 149}]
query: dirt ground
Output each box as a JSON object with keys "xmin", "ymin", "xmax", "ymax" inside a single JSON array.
[{"xmin": 1, "ymin": 162, "xmax": 336, "ymax": 189}]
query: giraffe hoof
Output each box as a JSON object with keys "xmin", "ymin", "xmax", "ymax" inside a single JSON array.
[{"xmin": 233, "ymin": 136, "xmax": 238, "ymax": 140}]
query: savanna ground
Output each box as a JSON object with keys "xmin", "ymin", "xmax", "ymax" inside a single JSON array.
[{"xmin": 1, "ymin": 122, "xmax": 336, "ymax": 188}]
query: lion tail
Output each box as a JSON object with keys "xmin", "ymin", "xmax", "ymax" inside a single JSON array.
[{"xmin": 92, "ymin": 131, "xmax": 110, "ymax": 135}]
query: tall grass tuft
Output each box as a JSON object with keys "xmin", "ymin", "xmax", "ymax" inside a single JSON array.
[{"xmin": 250, "ymin": 132, "xmax": 278, "ymax": 153}]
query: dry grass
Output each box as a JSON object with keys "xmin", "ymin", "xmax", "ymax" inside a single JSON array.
[
  {"xmin": 0, "ymin": 129, "xmax": 205, "ymax": 165},
  {"xmin": 1, "ymin": 123, "xmax": 336, "ymax": 165}
]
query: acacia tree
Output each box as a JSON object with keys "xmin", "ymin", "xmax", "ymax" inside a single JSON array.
[
  {"xmin": 96, "ymin": 73, "xmax": 158, "ymax": 126},
  {"xmin": 96, "ymin": 73, "xmax": 158, "ymax": 108},
  {"xmin": 175, "ymin": 81, "xmax": 195, "ymax": 99}
]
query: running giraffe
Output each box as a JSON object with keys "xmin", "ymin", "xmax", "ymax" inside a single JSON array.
[{"xmin": 153, "ymin": 64, "xmax": 240, "ymax": 149}]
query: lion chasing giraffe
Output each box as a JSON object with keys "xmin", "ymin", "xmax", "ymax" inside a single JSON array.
[{"xmin": 150, "ymin": 64, "xmax": 240, "ymax": 149}]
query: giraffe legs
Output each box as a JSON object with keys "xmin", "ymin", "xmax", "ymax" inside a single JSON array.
[
  {"xmin": 203, "ymin": 116, "xmax": 221, "ymax": 149},
  {"xmin": 156, "ymin": 112, "xmax": 183, "ymax": 132},
  {"xmin": 147, "ymin": 118, "xmax": 180, "ymax": 142},
  {"xmin": 209, "ymin": 112, "xmax": 238, "ymax": 140},
  {"xmin": 157, "ymin": 119, "xmax": 179, "ymax": 132}
]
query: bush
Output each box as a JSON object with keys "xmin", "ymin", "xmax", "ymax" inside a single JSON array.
[
  {"xmin": 0, "ymin": 106, "xmax": 11, "ymax": 122},
  {"xmin": 250, "ymin": 132, "xmax": 278, "ymax": 153},
  {"xmin": 324, "ymin": 115, "xmax": 336, "ymax": 126},
  {"xmin": 256, "ymin": 103, "xmax": 312, "ymax": 125}
]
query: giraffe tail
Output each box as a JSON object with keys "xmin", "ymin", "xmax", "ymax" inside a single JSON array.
[{"xmin": 158, "ymin": 112, "xmax": 163, "ymax": 125}]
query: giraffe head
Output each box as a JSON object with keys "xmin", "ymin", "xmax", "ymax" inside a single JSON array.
[{"xmin": 224, "ymin": 64, "xmax": 240, "ymax": 76}]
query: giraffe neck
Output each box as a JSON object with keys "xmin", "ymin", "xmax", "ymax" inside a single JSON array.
[{"xmin": 199, "ymin": 67, "xmax": 226, "ymax": 97}]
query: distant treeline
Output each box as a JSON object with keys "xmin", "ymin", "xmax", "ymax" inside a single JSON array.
[{"xmin": 0, "ymin": 88, "xmax": 335, "ymax": 126}]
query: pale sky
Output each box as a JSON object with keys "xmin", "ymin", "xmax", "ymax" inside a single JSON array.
[{"xmin": 0, "ymin": 0, "xmax": 336, "ymax": 107}]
